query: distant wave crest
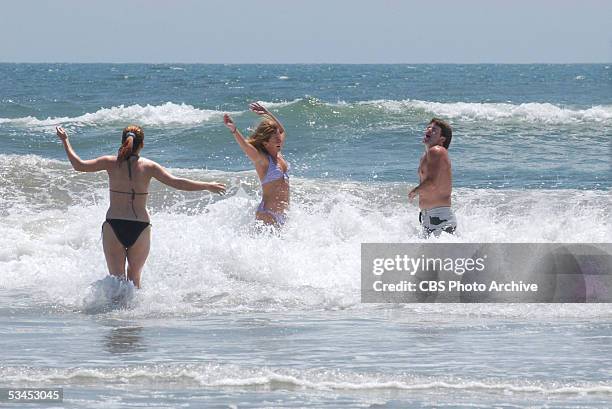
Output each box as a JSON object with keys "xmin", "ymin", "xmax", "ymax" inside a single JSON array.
[
  {"xmin": 1, "ymin": 98, "xmax": 609, "ymax": 128},
  {"xmin": 357, "ymin": 99, "xmax": 612, "ymax": 123},
  {"xmin": 0, "ymin": 102, "xmax": 224, "ymax": 127}
]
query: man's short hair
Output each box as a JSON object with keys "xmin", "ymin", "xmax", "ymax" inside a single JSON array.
[{"xmin": 430, "ymin": 118, "xmax": 452, "ymax": 149}]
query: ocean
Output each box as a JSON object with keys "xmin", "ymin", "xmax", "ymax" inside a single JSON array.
[{"xmin": 1, "ymin": 63, "xmax": 611, "ymax": 408}]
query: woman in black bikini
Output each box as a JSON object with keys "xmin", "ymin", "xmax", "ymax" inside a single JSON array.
[{"xmin": 56, "ymin": 125, "xmax": 225, "ymax": 288}]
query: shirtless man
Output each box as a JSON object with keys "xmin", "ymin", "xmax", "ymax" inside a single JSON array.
[{"xmin": 408, "ymin": 118, "xmax": 457, "ymax": 236}]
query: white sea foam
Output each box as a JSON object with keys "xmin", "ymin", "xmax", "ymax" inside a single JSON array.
[
  {"xmin": 81, "ymin": 276, "xmax": 136, "ymax": 314},
  {"xmin": 2, "ymin": 363, "xmax": 611, "ymax": 395},
  {"xmin": 2, "ymin": 98, "xmax": 608, "ymax": 129},
  {"xmin": 0, "ymin": 102, "xmax": 226, "ymax": 128},
  {"xmin": 0, "ymin": 154, "xmax": 610, "ymax": 317},
  {"xmin": 0, "ymin": 100, "xmax": 304, "ymax": 129},
  {"xmin": 255, "ymin": 98, "xmax": 303, "ymax": 108},
  {"xmin": 356, "ymin": 99, "xmax": 612, "ymax": 124}
]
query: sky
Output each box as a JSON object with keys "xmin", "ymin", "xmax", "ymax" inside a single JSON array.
[{"xmin": 1, "ymin": 0, "xmax": 610, "ymax": 63}]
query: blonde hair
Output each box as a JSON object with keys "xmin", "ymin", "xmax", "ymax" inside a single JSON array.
[{"xmin": 247, "ymin": 116, "xmax": 279, "ymax": 154}]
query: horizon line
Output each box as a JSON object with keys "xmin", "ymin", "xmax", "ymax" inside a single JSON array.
[{"xmin": 0, "ymin": 61, "xmax": 610, "ymax": 65}]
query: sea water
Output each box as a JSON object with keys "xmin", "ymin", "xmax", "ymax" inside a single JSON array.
[{"xmin": 0, "ymin": 64, "xmax": 611, "ymax": 408}]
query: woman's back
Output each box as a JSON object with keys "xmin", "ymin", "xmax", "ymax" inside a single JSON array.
[{"xmin": 107, "ymin": 156, "xmax": 153, "ymax": 222}]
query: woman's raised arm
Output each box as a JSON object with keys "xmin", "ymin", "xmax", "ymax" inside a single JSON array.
[
  {"xmin": 223, "ymin": 113, "xmax": 262, "ymax": 164},
  {"xmin": 150, "ymin": 162, "xmax": 226, "ymax": 194},
  {"xmin": 56, "ymin": 126, "xmax": 113, "ymax": 172},
  {"xmin": 249, "ymin": 102, "xmax": 286, "ymax": 143}
]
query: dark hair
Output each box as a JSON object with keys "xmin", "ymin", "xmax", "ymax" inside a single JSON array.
[
  {"xmin": 430, "ymin": 118, "xmax": 452, "ymax": 149},
  {"xmin": 117, "ymin": 125, "xmax": 144, "ymax": 163}
]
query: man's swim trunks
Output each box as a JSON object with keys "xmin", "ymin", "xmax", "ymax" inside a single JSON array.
[{"xmin": 419, "ymin": 206, "xmax": 457, "ymax": 237}]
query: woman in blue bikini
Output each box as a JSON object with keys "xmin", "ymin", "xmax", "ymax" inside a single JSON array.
[
  {"xmin": 56, "ymin": 125, "xmax": 226, "ymax": 288},
  {"xmin": 223, "ymin": 102, "xmax": 289, "ymax": 227}
]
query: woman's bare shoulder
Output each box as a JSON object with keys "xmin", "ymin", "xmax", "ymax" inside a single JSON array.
[
  {"xmin": 136, "ymin": 157, "xmax": 157, "ymax": 165},
  {"xmin": 136, "ymin": 157, "xmax": 163, "ymax": 173}
]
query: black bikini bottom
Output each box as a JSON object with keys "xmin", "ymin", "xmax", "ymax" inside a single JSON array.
[{"xmin": 104, "ymin": 219, "xmax": 151, "ymax": 248}]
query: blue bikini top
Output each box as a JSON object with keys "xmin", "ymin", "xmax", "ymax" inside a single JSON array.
[{"xmin": 261, "ymin": 154, "xmax": 290, "ymax": 185}]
